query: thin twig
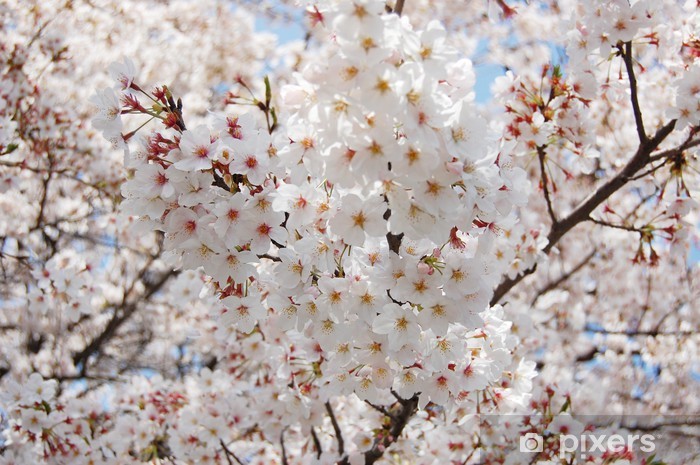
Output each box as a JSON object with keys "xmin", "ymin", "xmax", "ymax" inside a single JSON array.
[
  {"xmin": 584, "ymin": 327, "xmax": 697, "ymax": 337},
  {"xmin": 490, "ymin": 119, "xmax": 677, "ymax": 305},
  {"xmin": 621, "ymin": 41, "xmax": 647, "ymax": 143},
  {"xmin": 365, "ymin": 400, "xmax": 395, "ymax": 419},
  {"xmin": 390, "ymin": 389, "xmax": 409, "ymax": 405},
  {"xmin": 220, "ymin": 439, "xmax": 245, "ymax": 465},
  {"xmin": 537, "ymin": 146, "xmax": 558, "ymax": 225},
  {"xmin": 311, "ymin": 427, "xmax": 322, "ymax": 459},
  {"xmin": 587, "ymin": 218, "xmax": 642, "ymax": 233},
  {"xmin": 364, "ymin": 395, "xmax": 419, "ymax": 464},
  {"xmin": 325, "ymin": 401, "xmax": 345, "ymax": 457},
  {"xmin": 649, "ymin": 136, "xmax": 700, "ymax": 163},
  {"xmin": 635, "ymin": 274, "xmax": 653, "ymax": 332},
  {"xmin": 280, "ymin": 430, "xmax": 289, "ymax": 465},
  {"xmin": 72, "ymin": 268, "xmax": 177, "ymax": 373},
  {"xmin": 628, "ymin": 157, "xmax": 674, "ymax": 181},
  {"xmin": 653, "ymin": 301, "xmax": 685, "ymax": 333},
  {"xmin": 337, "ymin": 395, "xmax": 419, "ymax": 465},
  {"xmin": 531, "ymin": 249, "xmax": 596, "ymax": 306}
]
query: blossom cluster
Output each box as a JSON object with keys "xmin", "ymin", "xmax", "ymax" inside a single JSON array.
[
  {"xmin": 112, "ymin": 0, "xmax": 535, "ymax": 418},
  {"xmin": 1, "ymin": 0, "xmax": 699, "ymax": 464},
  {"xmin": 2, "ymin": 372, "xmax": 656, "ymax": 465}
]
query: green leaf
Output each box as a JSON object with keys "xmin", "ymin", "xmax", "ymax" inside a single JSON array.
[
  {"xmin": 645, "ymin": 454, "xmax": 668, "ymax": 465},
  {"xmin": 264, "ymin": 75, "xmax": 272, "ymax": 108},
  {"xmin": 2, "ymin": 143, "xmax": 18, "ymax": 155},
  {"xmin": 270, "ymin": 107, "xmax": 278, "ymax": 130},
  {"xmin": 559, "ymin": 396, "xmax": 571, "ymax": 413},
  {"xmin": 41, "ymin": 400, "xmax": 52, "ymax": 414}
]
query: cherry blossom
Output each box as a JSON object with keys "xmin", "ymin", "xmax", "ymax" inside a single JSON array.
[{"xmin": 1, "ymin": 0, "xmax": 699, "ymax": 464}]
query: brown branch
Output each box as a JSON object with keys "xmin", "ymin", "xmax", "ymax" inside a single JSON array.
[
  {"xmin": 634, "ymin": 273, "xmax": 653, "ymax": 332},
  {"xmin": 220, "ymin": 439, "xmax": 245, "ymax": 465},
  {"xmin": 212, "ymin": 171, "xmax": 230, "ymax": 191},
  {"xmin": 340, "ymin": 394, "xmax": 419, "ymax": 465},
  {"xmin": 311, "ymin": 427, "xmax": 322, "ymax": 459},
  {"xmin": 383, "ymin": 207, "xmax": 404, "ymax": 254},
  {"xmin": 491, "ymin": 264, "xmax": 537, "ymax": 306},
  {"xmin": 72, "ymin": 268, "xmax": 176, "ymax": 373},
  {"xmin": 530, "ymin": 248, "xmax": 596, "ymax": 306},
  {"xmin": 653, "ymin": 301, "xmax": 685, "ymax": 333},
  {"xmin": 364, "ymin": 395, "xmax": 418, "ymax": 464},
  {"xmin": 649, "ymin": 136, "xmax": 700, "ymax": 163},
  {"xmin": 575, "ymin": 346, "xmax": 599, "ymax": 363},
  {"xmin": 587, "ymin": 218, "xmax": 643, "ymax": 233},
  {"xmin": 53, "ymin": 373, "xmax": 122, "ymax": 383},
  {"xmin": 393, "ymin": 0, "xmax": 406, "ymax": 16},
  {"xmin": 280, "ymin": 429, "xmax": 289, "ymax": 465},
  {"xmin": 325, "ymin": 401, "xmax": 345, "ymax": 457},
  {"xmin": 390, "ymin": 390, "xmax": 409, "ymax": 404},
  {"xmin": 365, "ymin": 400, "xmax": 394, "ymax": 418},
  {"xmin": 59, "ymin": 230, "xmax": 154, "ymax": 255},
  {"xmin": 537, "ymin": 145, "xmax": 558, "ymax": 225},
  {"xmin": 628, "ymin": 157, "xmax": 674, "ymax": 181},
  {"xmin": 460, "ymin": 442, "xmax": 480, "ymax": 465},
  {"xmin": 34, "ymin": 169, "xmax": 53, "ymax": 231},
  {"xmin": 621, "ymin": 41, "xmax": 647, "ymax": 143},
  {"xmin": 586, "ymin": 328, "xmax": 697, "ymax": 337},
  {"xmin": 0, "ymin": 160, "xmax": 113, "ymax": 196},
  {"xmin": 544, "ymin": 122, "xmax": 675, "ymax": 254},
  {"xmin": 491, "ymin": 119, "xmax": 677, "ymax": 306},
  {"xmin": 335, "ymin": 395, "xmax": 419, "ymax": 465}
]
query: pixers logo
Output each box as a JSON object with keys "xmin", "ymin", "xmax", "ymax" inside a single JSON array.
[
  {"xmin": 519, "ymin": 433, "xmax": 544, "ymax": 453},
  {"xmin": 559, "ymin": 433, "xmax": 655, "ymax": 459}
]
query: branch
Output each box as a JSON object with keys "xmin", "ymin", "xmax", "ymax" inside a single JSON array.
[
  {"xmin": 635, "ymin": 273, "xmax": 653, "ymax": 332},
  {"xmin": 653, "ymin": 301, "xmax": 685, "ymax": 333},
  {"xmin": 585, "ymin": 327, "xmax": 697, "ymax": 337},
  {"xmin": 34, "ymin": 168, "xmax": 53, "ymax": 231},
  {"xmin": 310, "ymin": 426, "xmax": 322, "ymax": 459},
  {"xmin": 383, "ymin": 207, "xmax": 404, "ymax": 254},
  {"xmin": 537, "ymin": 145, "xmax": 558, "ymax": 225},
  {"xmin": 365, "ymin": 400, "xmax": 394, "ymax": 418},
  {"xmin": 365, "ymin": 395, "xmax": 419, "ymax": 465},
  {"xmin": 629, "ymin": 130, "xmax": 700, "ymax": 182},
  {"xmin": 530, "ymin": 248, "xmax": 596, "ymax": 306},
  {"xmin": 575, "ymin": 346, "xmax": 600, "ymax": 363},
  {"xmin": 336, "ymin": 395, "xmax": 419, "ymax": 465},
  {"xmin": 390, "ymin": 389, "xmax": 409, "ymax": 404},
  {"xmin": 491, "ymin": 263, "xmax": 537, "ymax": 306},
  {"xmin": 649, "ymin": 136, "xmax": 700, "ymax": 163},
  {"xmin": 587, "ymin": 218, "xmax": 642, "ymax": 233},
  {"xmin": 72, "ymin": 269, "xmax": 176, "ymax": 373},
  {"xmin": 220, "ymin": 439, "xmax": 245, "ymax": 465},
  {"xmin": 325, "ymin": 401, "xmax": 345, "ymax": 457},
  {"xmin": 280, "ymin": 429, "xmax": 289, "ymax": 465},
  {"xmin": 491, "ymin": 119, "xmax": 677, "ymax": 305},
  {"xmin": 628, "ymin": 157, "xmax": 674, "ymax": 181},
  {"xmin": 545, "ymin": 120, "xmax": 675, "ymax": 254},
  {"xmin": 393, "ymin": 0, "xmax": 406, "ymax": 16},
  {"xmin": 621, "ymin": 41, "xmax": 647, "ymax": 143}
]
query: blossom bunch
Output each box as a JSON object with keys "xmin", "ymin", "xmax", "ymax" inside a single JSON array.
[
  {"xmin": 114, "ymin": 0, "xmax": 534, "ymax": 425},
  {"xmin": 1, "ymin": 0, "xmax": 699, "ymax": 464}
]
